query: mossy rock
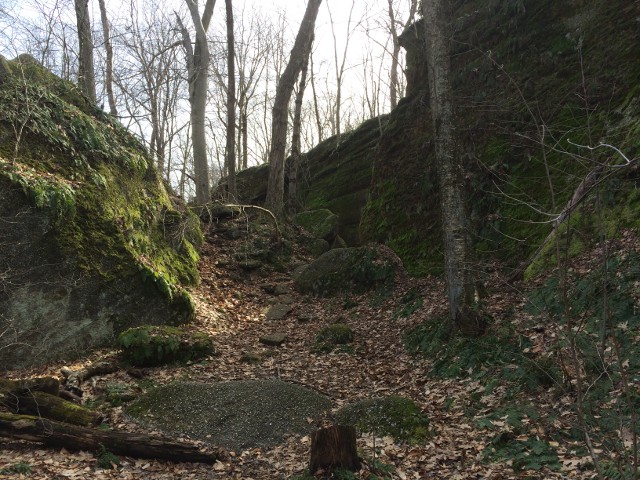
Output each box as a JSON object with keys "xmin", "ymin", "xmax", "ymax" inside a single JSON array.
[
  {"xmin": 313, "ymin": 323, "xmax": 354, "ymax": 353},
  {"xmin": 126, "ymin": 379, "xmax": 331, "ymax": 450},
  {"xmin": 118, "ymin": 326, "xmax": 215, "ymax": 367},
  {"xmin": 0, "ymin": 56, "xmax": 201, "ymax": 368},
  {"xmin": 335, "ymin": 396, "xmax": 429, "ymax": 444},
  {"xmin": 294, "ymin": 245, "xmax": 400, "ymax": 297},
  {"xmin": 293, "ymin": 209, "xmax": 339, "ymax": 243}
]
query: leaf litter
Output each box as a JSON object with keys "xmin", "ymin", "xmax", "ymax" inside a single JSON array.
[{"xmin": 2, "ymin": 216, "xmax": 633, "ymax": 479}]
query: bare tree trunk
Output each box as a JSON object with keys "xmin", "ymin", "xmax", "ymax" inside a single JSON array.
[
  {"xmin": 423, "ymin": 0, "xmax": 481, "ymax": 335},
  {"xmin": 265, "ymin": 0, "xmax": 322, "ymax": 217},
  {"xmin": 74, "ymin": 0, "xmax": 96, "ymax": 103},
  {"xmin": 97, "ymin": 0, "xmax": 117, "ymax": 115},
  {"xmin": 387, "ymin": 0, "xmax": 417, "ymax": 109},
  {"xmin": 326, "ymin": 0, "xmax": 357, "ymax": 145},
  {"xmin": 287, "ymin": 47, "xmax": 310, "ymax": 213},
  {"xmin": 225, "ymin": 0, "xmax": 237, "ymax": 199},
  {"xmin": 387, "ymin": 0, "xmax": 399, "ymax": 109},
  {"xmin": 178, "ymin": 0, "xmax": 216, "ymax": 205},
  {"xmin": 310, "ymin": 52, "xmax": 323, "ymax": 142}
]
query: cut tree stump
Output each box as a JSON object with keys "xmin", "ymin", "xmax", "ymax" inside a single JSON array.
[
  {"xmin": 309, "ymin": 425, "xmax": 360, "ymax": 474},
  {"xmin": 0, "ymin": 413, "xmax": 222, "ymax": 464}
]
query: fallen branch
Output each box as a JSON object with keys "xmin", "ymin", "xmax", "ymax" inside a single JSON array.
[
  {"xmin": 510, "ymin": 145, "xmax": 637, "ymax": 282},
  {"xmin": 224, "ymin": 204, "xmax": 281, "ymax": 242},
  {"xmin": 61, "ymin": 359, "xmax": 121, "ymax": 395},
  {"xmin": 0, "ymin": 413, "xmax": 222, "ymax": 464}
]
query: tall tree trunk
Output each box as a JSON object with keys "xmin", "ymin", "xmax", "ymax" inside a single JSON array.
[
  {"xmin": 178, "ymin": 0, "xmax": 216, "ymax": 205},
  {"xmin": 225, "ymin": 0, "xmax": 237, "ymax": 199},
  {"xmin": 287, "ymin": 47, "xmax": 310, "ymax": 213},
  {"xmin": 97, "ymin": 0, "xmax": 117, "ymax": 115},
  {"xmin": 387, "ymin": 0, "xmax": 399, "ymax": 109},
  {"xmin": 423, "ymin": 0, "xmax": 482, "ymax": 335},
  {"xmin": 310, "ymin": 52, "xmax": 323, "ymax": 142},
  {"xmin": 265, "ymin": 0, "xmax": 322, "ymax": 217},
  {"xmin": 74, "ymin": 0, "xmax": 96, "ymax": 103}
]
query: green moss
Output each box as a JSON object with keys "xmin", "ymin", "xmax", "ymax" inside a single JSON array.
[
  {"xmin": 335, "ymin": 396, "xmax": 429, "ymax": 444},
  {"xmin": 362, "ymin": 0, "xmax": 640, "ymax": 277},
  {"xmin": 118, "ymin": 325, "xmax": 215, "ymax": 367},
  {"xmin": 313, "ymin": 323, "xmax": 354, "ymax": 353},
  {"xmin": 0, "ymin": 55, "xmax": 201, "ymax": 322}
]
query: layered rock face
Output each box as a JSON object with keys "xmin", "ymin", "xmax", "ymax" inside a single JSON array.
[{"xmin": 234, "ymin": 0, "xmax": 640, "ymax": 276}]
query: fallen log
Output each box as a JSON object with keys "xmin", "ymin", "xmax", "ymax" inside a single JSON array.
[
  {"xmin": 0, "ymin": 413, "xmax": 222, "ymax": 464},
  {"xmin": 1, "ymin": 378, "xmax": 100, "ymax": 426},
  {"xmin": 12, "ymin": 391, "xmax": 101, "ymax": 426},
  {"xmin": 0, "ymin": 377, "xmax": 60, "ymax": 396}
]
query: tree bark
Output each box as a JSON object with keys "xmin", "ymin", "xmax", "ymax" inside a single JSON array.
[
  {"xmin": 97, "ymin": 0, "xmax": 117, "ymax": 115},
  {"xmin": 387, "ymin": 0, "xmax": 400, "ymax": 109},
  {"xmin": 423, "ymin": 0, "xmax": 482, "ymax": 335},
  {"xmin": 225, "ymin": 0, "xmax": 237, "ymax": 200},
  {"xmin": 0, "ymin": 413, "xmax": 221, "ymax": 464},
  {"xmin": 309, "ymin": 425, "xmax": 360, "ymax": 474},
  {"xmin": 178, "ymin": 0, "xmax": 217, "ymax": 206},
  {"xmin": 74, "ymin": 0, "xmax": 96, "ymax": 103},
  {"xmin": 287, "ymin": 47, "xmax": 310, "ymax": 213},
  {"xmin": 265, "ymin": 0, "xmax": 322, "ymax": 218}
]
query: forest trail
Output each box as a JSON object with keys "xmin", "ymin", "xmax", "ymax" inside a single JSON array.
[{"xmin": 0, "ymin": 215, "xmax": 602, "ymax": 479}]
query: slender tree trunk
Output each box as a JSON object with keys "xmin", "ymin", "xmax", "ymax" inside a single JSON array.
[
  {"xmin": 423, "ymin": 0, "xmax": 481, "ymax": 335},
  {"xmin": 97, "ymin": 0, "xmax": 117, "ymax": 115},
  {"xmin": 265, "ymin": 0, "xmax": 322, "ymax": 217},
  {"xmin": 74, "ymin": 0, "xmax": 96, "ymax": 103},
  {"xmin": 225, "ymin": 0, "xmax": 237, "ymax": 199},
  {"xmin": 387, "ymin": 0, "xmax": 399, "ymax": 109},
  {"xmin": 178, "ymin": 0, "xmax": 216, "ymax": 205},
  {"xmin": 310, "ymin": 52, "xmax": 323, "ymax": 142},
  {"xmin": 287, "ymin": 48, "xmax": 310, "ymax": 213}
]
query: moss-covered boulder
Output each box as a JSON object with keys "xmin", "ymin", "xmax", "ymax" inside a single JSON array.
[
  {"xmin": 117, "ymin": 326, "xmax": 215, "ymax": 367},
  {"xmin": 313, "ymin": 323, "xmax": 354, "ymax": 353},
  {"xmin": 127, "ymin": 380, "xmax": 331, "ymax": 450},
  {"xmin": 335, "ymin": 396, "xmax": 429, "ymax": 444},
  {"xmin": 0, "ymin": 55, "xmax": 202, "ymax": 369},
  {"xmin": 293, "ymin": 209, "xmax": 339, "ymax": 244},
  {"xmin": 294, "ymin": 245, "xmax": 402, "ymax": 297}
]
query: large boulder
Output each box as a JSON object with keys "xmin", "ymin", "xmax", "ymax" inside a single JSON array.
[
  {"xmin": 293, "ymin": 209, "xmax": 339, "ymax": 243},
  {"xmin": 0, "ymin": 55, "xmax": 202, "ymax": 369},
  {"xmin": 294, "ymin": 245, "xmax": 403, "ymax": 297}
]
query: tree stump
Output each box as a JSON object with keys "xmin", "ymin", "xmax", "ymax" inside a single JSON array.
[{"xmin": 309, "ymin": 425, "xmax": 360, "ymax": 474}]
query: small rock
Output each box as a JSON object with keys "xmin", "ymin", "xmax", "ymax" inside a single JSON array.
[
  {"xmin": 238, "ymin": 259, "xmax": 262, "ymax": 270},
  {"xmin": 260, "ymin": 283, "xmax": 277, "ymax": 294},
  {"xmin": 241, "ymin": 351, "xmax": 261, "ymax": 364},
  {"xmin": 259, "ymin": 332, "xmax": 287, "ymax": 346},
  {"xmin": 266, "ymin": 303, "xmax": 292, "ymax": 321},
  {"xmin": 277, "ymin": 295, "xmax": 295, "ymax": 305},
  {"xmin": 273, "ymin": 284, "xmax": 290, "ymax": 295},
  {"xmin": 297, "ymin": 312, "xmax": 314, "ymax": 323}
]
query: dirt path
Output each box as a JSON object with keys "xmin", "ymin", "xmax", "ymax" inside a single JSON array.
[{"xmin": 0, "ymin": 222, "xmax": 592, "ymax": 479}]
